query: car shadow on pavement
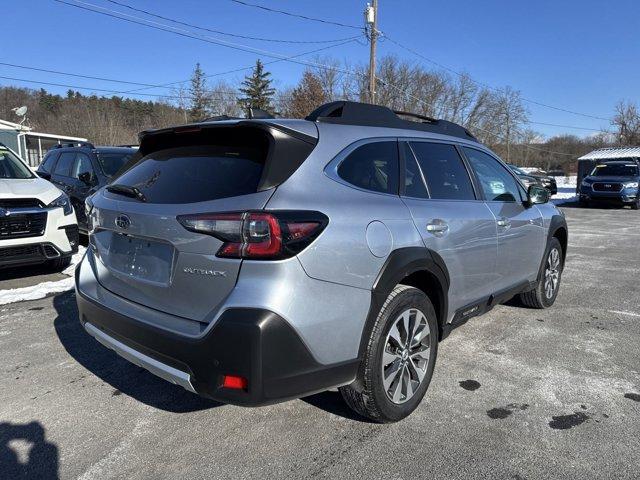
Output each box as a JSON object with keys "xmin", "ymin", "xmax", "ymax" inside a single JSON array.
[
  {"xmin": 52, "ymin": 291, "xmax": 221, "ymax": 413},
  {"xmin": 0, "ymin": 421, "xmax": 59, "ymax": 480},
  {"xmin": 301, "ymin": 391, "xmax": 375, "ymax": 423}
]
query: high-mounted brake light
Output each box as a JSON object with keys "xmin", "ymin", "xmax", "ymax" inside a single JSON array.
[{"xmin": 177, "ymin": 211, "xmax": 328, "ymax": 260}]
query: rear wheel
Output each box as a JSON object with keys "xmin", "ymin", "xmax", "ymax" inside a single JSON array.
[
  {"xmin": 340, "ymin": 285, "xmax": 438, "ymax": 423},
  {"xmin": 631, "ymin": 198, "xmax": 640, "ymax": 210},
  {"xmin": 519, "ymin": 237, "xmax": 563, "ymax": 309}
]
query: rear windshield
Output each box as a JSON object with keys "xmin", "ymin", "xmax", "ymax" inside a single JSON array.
[
  {"xmin": 97, "ymin": 151, "xmax": 135, "ymax": 177},
  {"xmin": 591, "ymin": 164, "xmax": 639, "ymax": 177},
  {"xmin": 0, "ymin": 148, "xmax": 34, "ymax": 179},
  {"xmin": 111, "ymin": 144, "xmax": 266, "ymax": 204}
]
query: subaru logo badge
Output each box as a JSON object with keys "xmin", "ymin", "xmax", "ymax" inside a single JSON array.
[
  {"xmin": 115, "ymin": 214, "xmax": 131, "ymax": 230},
  {"xmin": 605, "ymin": 184, "xmax": 612, "ymax": 188}
]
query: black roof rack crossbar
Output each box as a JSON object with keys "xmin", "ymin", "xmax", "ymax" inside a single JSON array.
[
  {"xmin": 53, "ymin": 141, "xmax": 95, "ymax": 149},
  {"xmin": 305, "ymin": 101, "xmax": 477, "ymax": 142}
]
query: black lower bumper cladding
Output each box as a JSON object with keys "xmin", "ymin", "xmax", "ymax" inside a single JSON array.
[{"xmin": 75, "ymin": 274, "xmax": 358, "ymax": 406}]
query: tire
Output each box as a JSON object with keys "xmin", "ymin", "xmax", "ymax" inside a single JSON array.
[
  {"xmin": 519, "ymin": 237, "xmax": 563, "ymax": 309},
  {"xmin": 47, "ymin": 256, "xmax": 72, "ymax": 272},
  {"xmin": 340, "ymin": 285, "xmax": 438, "ymax": 423},
  {"xmin": 631, "ymin": 198, "xmax": 639, "ymax": 210}
]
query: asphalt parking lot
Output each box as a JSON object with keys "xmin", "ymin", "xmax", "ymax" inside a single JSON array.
[{"xmin": 1, "ymin": 204, "xmax": 639, "ymax": 480}]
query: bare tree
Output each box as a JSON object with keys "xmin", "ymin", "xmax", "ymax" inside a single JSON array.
[{"xmin": 612, "ymin": 100, "xmax": 640, "ymax": 146}]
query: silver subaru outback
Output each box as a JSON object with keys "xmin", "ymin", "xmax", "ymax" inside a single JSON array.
[{"xmin": 76, "ymin": 101, "xmax": 567, "ymax": 423}]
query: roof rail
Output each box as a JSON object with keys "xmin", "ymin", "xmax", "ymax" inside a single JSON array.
[
  {"xmin": 305, "ymin": 101, "xmax": 477, "ymax": 142},
  {"xmin": 54, "ymin": 141, "xmax": 95, "ymax": 149}
]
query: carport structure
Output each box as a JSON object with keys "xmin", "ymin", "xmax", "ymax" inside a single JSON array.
[{"xmin": 0, "ymin": 119, "xmax": 87, "ymax": 167}]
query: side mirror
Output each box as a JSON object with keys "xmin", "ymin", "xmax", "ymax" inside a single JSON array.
[
  {"xmin": 78, "ymin": 171, "xmax": 95, "ymax": 186},
  {"xmin": 527, "ymin": 185, "xmax": 550, "ymax": 205}
]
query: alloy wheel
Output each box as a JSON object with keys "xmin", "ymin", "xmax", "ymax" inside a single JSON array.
[
  {"xmin": 544, "ymin": 247, "xmax": 561, "ymax": 299},
  {"xmin": 381, "ymin": 308, "xmax": 431, "ymax": 404}
]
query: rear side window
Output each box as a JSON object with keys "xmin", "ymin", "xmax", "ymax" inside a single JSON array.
[
  {"xmin": 54, "ymin": 152, "xmax": 76, "ymax": 176},
  {"xmin": 337, "ymin": 141, "xmax": 399, "ymax": 195},
  {"xmin": 39, "ymin": 152, "xmax": 58, "ymax": 173},
  {"xmin": 113, "ymin": 145, "xmax": 265, "ymax": 204},
  {"xmin": 409, "ymin": 142, "xmax": 475, "ymax": 200},
  {"xmin": 72, "ymin": 153, "xmax": 94, "ymax": 179}
]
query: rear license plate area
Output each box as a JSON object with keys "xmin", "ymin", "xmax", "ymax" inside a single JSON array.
[{"xmin": 95, "ymin": 231, "xmax": 174, "ymax": 284}]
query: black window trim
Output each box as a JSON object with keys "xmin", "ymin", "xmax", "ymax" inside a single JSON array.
[
  {"xmin": 324, "ymin": 137, "xmax": 402, "ymax": 198},
  {"xmin": 459, "ymin": 145, "xmax": 528, "ymax": 204},
  {"xmin": 398, "ymin": 138, "xmax": 481, "ymax": 202}
]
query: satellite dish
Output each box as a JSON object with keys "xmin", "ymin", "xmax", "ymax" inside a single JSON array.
[{"xmin": 13, "ymin": 106, "xmax": 28, "ymax": 117}]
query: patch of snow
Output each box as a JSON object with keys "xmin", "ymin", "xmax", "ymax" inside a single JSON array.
[
  {"xmin": 554, "ymin": 176, "xmax": 577, "ymax": 189},
  {"xmin": 0, "ymin": 246, "xmax": 85, "ymax": 305}
]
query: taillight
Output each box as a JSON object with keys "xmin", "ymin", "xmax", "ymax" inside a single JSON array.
[{"xmin": 177, "ymin": 211, "xmax": 328, "ymax": 259}]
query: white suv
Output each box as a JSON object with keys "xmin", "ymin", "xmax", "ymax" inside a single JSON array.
[{"xmin": 0, "ymin": 144, "xmax": 78, "ymax": 271}]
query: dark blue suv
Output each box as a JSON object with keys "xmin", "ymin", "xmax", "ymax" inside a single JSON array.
[
  {"xmin": 36, "ymin": 143, "xmax": 136, "ymax": 232},
  {"xmin": 579, "ymin": 160, "xmax": 640, "ymax": 209}
]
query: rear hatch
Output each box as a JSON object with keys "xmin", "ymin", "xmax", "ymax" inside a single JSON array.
[{"xmin": 89, "ymin": 122, "xmax": 317, "ymax": 323}]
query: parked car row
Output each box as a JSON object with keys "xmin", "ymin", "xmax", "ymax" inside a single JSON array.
[{"xmin": 507, "ymin": 164, "xmax": 558, "ymax": 195}]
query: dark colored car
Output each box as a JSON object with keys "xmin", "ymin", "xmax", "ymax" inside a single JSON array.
[
  {"xmin": 508, "ymin": 165, "xmax": 557, "ymax": 195},
  {"xmin": 579, "ymin": 160, "xmax": 640, "ymax": 209},
  {"xmin": 507, "ymin": 165, "xmax": 543, "ymax": 190},
  {"xmin": 36, "ymin": 143, "xmax": 136, "ymax": 232}
]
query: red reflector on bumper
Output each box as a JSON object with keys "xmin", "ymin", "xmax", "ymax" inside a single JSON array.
[{"xmin": 222, "ymin": 375, "xmax": 248, "ymax": 390}]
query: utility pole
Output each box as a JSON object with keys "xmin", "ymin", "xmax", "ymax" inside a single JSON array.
[{"xmin": 365, "ymin": 1, "xmax": 378, "ymax": 104}]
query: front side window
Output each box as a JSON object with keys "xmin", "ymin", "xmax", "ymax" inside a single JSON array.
[
  {"xmin": 337, "ymin": 141, "xmax": 399, "ymax": 195},
  {"xmin": 409, "ymin": 142, "xmax": 475, "ymax": 200},
  {"xmin": 54, "ymin": 152, "xmax": 76, "ymax": 177},
  {"xmin": 0, "ymin": 148, "xmax": 34, "ymax": 179},
  {"xmin": 463, "ymin": 147, "xmax": 521, "ymax": 202}
]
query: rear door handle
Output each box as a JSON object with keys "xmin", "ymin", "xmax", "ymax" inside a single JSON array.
[
  {"xmin": 426, "ymin": 220, "xmax": 449, "ymax": 236},
  {"xmin": 497, "ymin": 218, "xmax": 511, "ymax": 228}
]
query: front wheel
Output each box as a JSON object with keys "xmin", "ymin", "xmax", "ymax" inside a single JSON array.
[
  {"xmin": 340, "ymin": 285, "xmax": 438, "ymax": 423},
  {"xmin": 519, "ymin": 238, "xmax": 564, "ymax": 309}
]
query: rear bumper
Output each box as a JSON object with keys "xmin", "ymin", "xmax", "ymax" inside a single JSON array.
[{"xmin": 75, "ymin": 266, "xmax": 359, "ymax": 406}]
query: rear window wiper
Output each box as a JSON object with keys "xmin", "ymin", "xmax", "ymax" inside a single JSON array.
[{"xmin": 106, "ymin": 184, "xmax": 147, "ymax": 202}]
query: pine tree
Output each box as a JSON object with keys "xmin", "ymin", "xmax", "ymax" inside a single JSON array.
[
  {"xmin": 189, "ymin": 63, "xmax": 209, "ymax": 122},
  {"xmin": 237, "ymin": 59, "xmax": 276, "ymax": 116}
]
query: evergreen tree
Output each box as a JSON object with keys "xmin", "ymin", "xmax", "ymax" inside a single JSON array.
[
  {"xmin": 189, "ymin": 63, "xmax": 209, "ymax": 121},
  {"xmin": 237, "ymin": 59, "xmax": 276, "ymax": 116}
]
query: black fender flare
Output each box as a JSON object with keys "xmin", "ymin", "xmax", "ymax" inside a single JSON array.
[
  {"xmin": 536, "ymin": 214, "xmax": 568, "ymax": 281},
  {"xmin": 357, "ymin": 247, "xmax": 450, "ymax": 360}
]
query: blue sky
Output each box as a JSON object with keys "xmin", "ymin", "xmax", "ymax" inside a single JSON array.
[{"xmin": 3, "ymin": 0, "xmax": 639, "ymax": 137}]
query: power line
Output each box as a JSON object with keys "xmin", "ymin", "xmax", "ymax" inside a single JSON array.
[
  {"xmin": 228, "ymin": 0, "xmax": 362, "ymax": 30},
  {"xmin": 0, "ymin": 61, "xmax": 163, "ymax": 88},
  {"xmin": 54, "ymin": 0, "xmax": 364, "ymax": 82},
  {"xmin": 528, "ymin": 121, "xmax": 606, "ymax": 132},
  {"xmin": 103, "ymin": 0, "xmax": 361, "ymax": 44},
  {"xmin": 0, "ymin": 75, "xmax": 241, "ymax": 99},
  {"xmin": 383, "ymin": 35, "xmax": 611, "ymax": 123}
]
